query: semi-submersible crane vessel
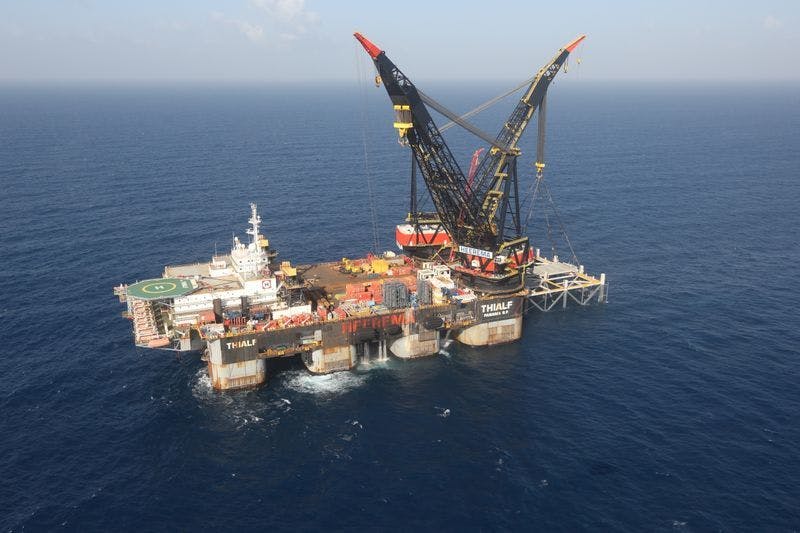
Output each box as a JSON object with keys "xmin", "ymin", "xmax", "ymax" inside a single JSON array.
[{"xmin": 114, "ymin": 33, "xmax": 607, "ymax": 390}]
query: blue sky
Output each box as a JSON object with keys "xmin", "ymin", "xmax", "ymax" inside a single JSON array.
[{"xmin": 1, "ymin": 0, "xmax": 797, "ymax": 81}]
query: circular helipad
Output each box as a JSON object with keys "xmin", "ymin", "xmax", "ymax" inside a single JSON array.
[{"xmin": 127, "ymin": 278, "xmax": 195, "ymax": 300}]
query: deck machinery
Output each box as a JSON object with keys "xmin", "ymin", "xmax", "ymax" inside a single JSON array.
[{"xmin": 114, "ymin": 34, "xmax": 606, "ymax": 390}]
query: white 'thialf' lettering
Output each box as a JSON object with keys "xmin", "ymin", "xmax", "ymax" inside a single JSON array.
[
  {"xmin": 480, "ymin": 300, "xmax": 515, "ymax": 318},
  {"xmin": 225, "ymin": 339, "xmax": 257, "ymax": 350},
  {"xmin": 481, "ymin": 301, "xmax": 513, "ymax": 313}
]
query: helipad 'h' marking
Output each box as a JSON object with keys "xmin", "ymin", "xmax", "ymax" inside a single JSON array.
[{"xmin": 142, "ymin": 282, "xmax": 177, "ymax": 294}]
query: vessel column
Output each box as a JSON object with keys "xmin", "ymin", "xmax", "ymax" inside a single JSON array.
[{"xmin": 206, "ymin": 337, "xmax": 266, "ymax": 390}]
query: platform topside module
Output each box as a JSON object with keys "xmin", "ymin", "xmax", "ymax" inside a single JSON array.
[{"xmin": 114, "ymin": 33, "xmax": 606, "ymax": 390}]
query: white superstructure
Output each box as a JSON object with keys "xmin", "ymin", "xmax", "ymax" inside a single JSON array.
[
  {"xmin": 164, "ymin": 204, "xmax": 308, "ymax": 325},
  {"xmin": 230, "ymin": 203, "xmax": 271, "ymax": 280}
]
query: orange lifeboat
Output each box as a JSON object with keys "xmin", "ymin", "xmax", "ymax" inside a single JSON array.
[{"xmin": 147, "ymin": 337, "xmax": 171, "ymax": 348}]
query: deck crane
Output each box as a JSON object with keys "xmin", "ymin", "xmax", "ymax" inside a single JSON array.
[{"xmin": 355, "ymin": 32, "xmax": 585, "ymax": 293}]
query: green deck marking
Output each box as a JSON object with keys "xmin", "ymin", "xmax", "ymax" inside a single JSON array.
[{"xmin": 127, "ymin": 278, "xmax": 195, "ymax": 300}]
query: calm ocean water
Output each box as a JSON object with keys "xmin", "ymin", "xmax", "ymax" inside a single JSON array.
[{"xmin": 0, "ymin": 80, "xmax": 798, "ymax": 531}]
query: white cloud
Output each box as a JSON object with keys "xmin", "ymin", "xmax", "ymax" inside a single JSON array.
[
  {"xmin": 763, "ymin": 15, "xmax": 783, "ymax": 30},
  {"xmin": 250, "ymin": 0, "xmax": 319, "ymax": 37},
  {"xmin": 251, "ymin": 0, "xmax": 305, "ymax": 21},
  {"xmin": 237, "ymin": 21, "xmax": 265, "ymax": 42},
  {"xmin": 211, "ymin": 11, "xmax": 264, "ymax": 43}
]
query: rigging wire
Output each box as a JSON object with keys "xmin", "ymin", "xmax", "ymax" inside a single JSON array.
[
  {"xmin": 355, "ymin": 43, "xmax": 381, "ymax": 253},
  {"xmin": 541, "ymin": 178, "xmax": 579, "ymax": 265},
  {"xmin": 438, "ymin": 76, "xmax": 536, "ymax": 133},
  {"xmin": 413, "ymin": 155, "xmax": 432, "ymax": 217},
  {"xmin": 523, "ymin": 174, "xmax": 579, "ymax": 266},
  {"xmin": 522, "ymin": 174, "xmax": 543, "ymax": 232},
  {"xmin": 543, "ymin": 208, "xmax": 556, "ymax": 259}
]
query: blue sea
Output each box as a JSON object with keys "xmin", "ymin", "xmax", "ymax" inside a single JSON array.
[{"xmin": 0, "ymin": 79, "xmax": 798, "ymax": 531}]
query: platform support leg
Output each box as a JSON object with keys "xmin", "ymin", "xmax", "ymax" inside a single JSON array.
[{"xmin": 207, "ymin": 358, "xmax": 266, "ymax": 391}]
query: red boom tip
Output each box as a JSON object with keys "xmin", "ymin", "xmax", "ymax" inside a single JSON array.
[
  {"xmin": 564, "ymin": 34, "xmax": 587, "ymax": 53},
  {"xmin": 353, "ymin": 32, "xmax": 383, "ymax": 59}
]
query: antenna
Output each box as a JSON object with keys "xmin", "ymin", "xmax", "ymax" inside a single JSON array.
[{"xmin": 247, "ymin": 203, "xmax": 261, "ymax": 245}]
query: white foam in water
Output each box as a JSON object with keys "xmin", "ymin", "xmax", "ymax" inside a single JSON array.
[
  {"xmin": 190, "ymin": 369, "xmax": 279, "ymax": 430},
  {"xmin": 358, "ymin": 356, "xmax": 390, "ymax": 368},
  {"xmin": 191, "ymin": 369, "xmax": 214, "ymax": 399},
  {"xmin": 269, "ymin": 398, "xmax": 292, "ymax": 412},
  {"xmin": 236, "ymin": 413, "xmax": 263, "ymax": 426},
  {"xmin": 438, "ymin": 338, "xmax": 454, "ymax": 357},
  {"xmin": 282, "ymin": 370, "xmax": 366, "ymax": 396},
  {"xmin": 435, "ymin": 406, "xmax": 451, "ymax": 418}
]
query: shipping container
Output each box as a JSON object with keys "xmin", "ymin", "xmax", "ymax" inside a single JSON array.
[{"xmin": 417, "ymin": 278, "xmax": 433, "ymax": 305}]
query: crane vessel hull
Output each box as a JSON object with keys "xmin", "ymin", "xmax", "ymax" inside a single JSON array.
[{"xmin": 114, "ymin": 204, "xmax": 603, "ymax": 390}]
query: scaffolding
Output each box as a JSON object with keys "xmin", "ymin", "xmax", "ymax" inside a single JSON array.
[{"xmin": 524, "ymin": 252, "xmax": 607, "ymax": 313}]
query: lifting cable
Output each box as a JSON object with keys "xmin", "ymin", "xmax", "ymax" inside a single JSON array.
[
  {"xmin": 523, "ymin": 175, "xmax": 579, "ymax": 266},
  {"xmin": 543, "ymin": 177, "xmax": 579, "ymax": 266},
  {"xmin": 355, "ymin": 43, "xmax": 381, "ymax": 253}
]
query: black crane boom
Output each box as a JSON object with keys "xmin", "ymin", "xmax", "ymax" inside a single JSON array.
[
  {"xmin": 355, "ymin": 34, "xmax": 485, "ymax": 243},
  {"xmin": 470, "ymin": 35, "xmax": 586, "ymax": 238}
]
